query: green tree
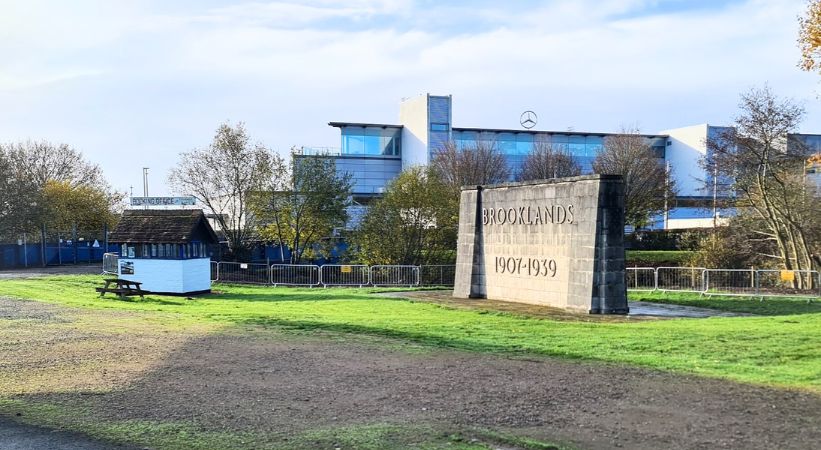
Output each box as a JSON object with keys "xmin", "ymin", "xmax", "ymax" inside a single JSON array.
[
  {"xmin": 253, "ymin": 155, "xmax": 352, "ymax": 263},
  {"xmin": 41, "ymin": 181, "xmax": 119, "ymax": 232},
  {"xmin": 169, "ymin": 122, "xmax": 281, "ymax": 260},
  {"xmin": 354, "ymin": 166, "xmax": 458, "ymax": 265}
]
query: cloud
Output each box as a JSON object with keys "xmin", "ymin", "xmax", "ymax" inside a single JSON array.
[{"xmin": 0, "ymin": 0, "xmax": 818, "ymax": 195}]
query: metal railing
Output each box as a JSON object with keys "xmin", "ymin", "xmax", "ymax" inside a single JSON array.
[
  {"xmin": 210, "ymin": 261, "xmax": 219, "ymax": 281},
  {"xmin": 271, "ymin": 264, "xmax": 321, "ymax": 287},
  {"xmin": 102, "ymin": 252, "xmax": 118, "ymax": 275}
]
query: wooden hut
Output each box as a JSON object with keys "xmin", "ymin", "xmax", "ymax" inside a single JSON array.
[{"xmin": 108, "ymin": 209, "xmax": 219, "ymax": 294}]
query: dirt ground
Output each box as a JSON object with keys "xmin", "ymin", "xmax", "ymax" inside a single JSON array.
[{"xmin": 1, "ymin": 297, "xmax": 820, "ymax": 449}]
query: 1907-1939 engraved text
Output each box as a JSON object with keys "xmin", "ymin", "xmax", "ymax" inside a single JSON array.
[{"xmin": 495, "ymin": 257, "xmax": 557, "ymax": 277}]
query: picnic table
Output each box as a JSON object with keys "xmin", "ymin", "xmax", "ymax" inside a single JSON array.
[{"xmin": 96, "ymin": 278, "xmax": 145, "ymax": 299}]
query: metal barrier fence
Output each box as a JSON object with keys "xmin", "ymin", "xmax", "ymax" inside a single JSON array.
[
  {"xmin": 629, "ymin": 266, "xmax": 819, "ymax": 300},
  {"xmin": 217, "ymin": 262, "xmax": 271, "ymax": 284},
  {"xmin": 104, "ymin": 259, "xmax": 820, "ymax": 300},
  {"xmin": 657, "ymin": 266, "xmax": 706, "ymax": 293},
  {"xmin": 420, "ymin": 265, "xmax": 457, "ymax": 286},
  {"xmin": 271, "ymin": 264, "xmax": 321, "ymax": 286},
  {"xmin": 320, "ymin": 264, "xmax": 370, "ymax": 287},
  {"xmin": 370, "ymin": 265, "xmax": 419, "ymax": 287},
  {"xmin": 625, "ymin": 267, "xmax": 656, "ymax": 291},
  {"xmin": 211, "ymin": 261, "xmax": 219, "ymax": 281},
  {"xmin": 102, "ymin": 253, "xmax": 118, "ymax": 275},
  {"xmin": 756, "ymin": 270, "xmax": 820, "ymax": 298},
  {"xmin": 704, "ymin": 269, "xmax": 757, "ymax": 296}
]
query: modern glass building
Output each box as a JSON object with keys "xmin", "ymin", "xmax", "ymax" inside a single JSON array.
[{"xmin": 295, "ymin": 93, "xmax": 820, "ymax": 230}]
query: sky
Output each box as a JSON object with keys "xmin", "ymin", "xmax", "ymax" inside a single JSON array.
[{"xmin": 1, "ymin": 0, "xmax": 819, "ymax": 196}]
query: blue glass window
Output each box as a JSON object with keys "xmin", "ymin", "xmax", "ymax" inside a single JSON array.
[
  {"xmin": 431, "ymin": 123, "xmax": 449, "ymax": 132},
  {"xmin": 340, "ymin": 126, "xmax": 401, "ymax": 157}
]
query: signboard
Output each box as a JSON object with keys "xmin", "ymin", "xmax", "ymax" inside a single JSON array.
[
  {"xmin": 120, "ymin": 261, "xmax": 134, "ymax": 275},
  {"xmin": 340, "ymin": 265, "xmax": 352, "ymax": 273},
  {"xmin": 130, "ymin": 196, "xmax": 196, "ymax": 207},
  {"xmin": 780, "ymin": 270, "xmax": 795, "ymax": 282}
]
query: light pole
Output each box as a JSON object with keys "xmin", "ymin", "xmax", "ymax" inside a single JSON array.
[{"xmin": 142, "ymin": 167, "xmax": 149, "ymax": 197}]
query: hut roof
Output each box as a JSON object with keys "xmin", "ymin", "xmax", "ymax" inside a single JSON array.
[{"xmin": 109, "ymin": 209, "xmax": 219, "ymax": 244}]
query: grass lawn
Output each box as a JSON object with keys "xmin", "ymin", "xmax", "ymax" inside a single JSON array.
[{"xmin": 0, "ymin": 275, "xmax": 819, "ymax": 392}]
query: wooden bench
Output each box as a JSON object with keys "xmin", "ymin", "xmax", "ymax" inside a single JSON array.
[{"xmin": 96, "ymin": 278, "xmax": 146, "ymax": 299}]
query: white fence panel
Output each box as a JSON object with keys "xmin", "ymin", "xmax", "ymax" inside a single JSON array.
[
  {"xmin": 370, "ymin": 265, "xmax": 419, "ymax": 287},
  {"xmin": 271, "ymin": 264, "xmax": 321, "ymax": 286},
  {"xmin": 420, "ymin": 265, "xmax": 456, "ymax": 287},
  {"xmin": 217, "ymin": 262, "xmax": 270, "ymax": 284},
  {"xmin": 102, "ymin": 253, "xmax": 118, "ymax": 275},
  {"xmin": 704, "ymin": 269, "xmax": 757, "ymax": 296},
  {"xmin": 757, "ymin": 270, "xmax": 819, "ymax": 300},
  {"xmin": 625, "ymin": 267, "xmax": 656, "ymax": 291},
  {"xmin": 656, "ymin": 267, "xmax": 706, "ymax": 293},
  {"xmin": 320, "ymin": 265, "xmax": 370, "ymax": 287}
]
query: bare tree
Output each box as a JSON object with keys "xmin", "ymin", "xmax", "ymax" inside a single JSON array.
[
  {"xmin": 518, "ymin": 138, "xmax": 582, "ymax": 181},
  {"xmin": 430, "ymin": 140, "xmax": 510, "ymax": 192},
  {"xmin": 0, "ymin": 147, "xmax": 42, "ymax": 238},
  {"xmin": 168, "ymin": 122, "xmax": 283, "ymax": 259},
  {"xmin": 593, "ymin": 128, "xmax": 673, "ymax": 228},
  {"xmin": 707, "ymin": 86, "xmax": 820, "ymax": 281},
  {"xmin": 0, "ymin": 140, "xmax": 106, "ymax": 188}
]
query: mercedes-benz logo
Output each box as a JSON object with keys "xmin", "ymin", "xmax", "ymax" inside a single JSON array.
[{"xmin": 520, "ymin": 110, "xmax": 537, "ymax": 129}]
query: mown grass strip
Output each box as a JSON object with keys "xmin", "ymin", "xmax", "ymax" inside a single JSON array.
[{"xmin": 0, "ymin": 275, "xmax": 819, "ymax": 391}]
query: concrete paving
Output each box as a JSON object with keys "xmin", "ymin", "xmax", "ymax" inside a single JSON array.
[
  {"xmin": 0, "ymin": 417, "xmax": 134, "ymax": 450},
  {"xmin": 627, "ymin": 301, "xmax": 751, "ymax": 318}
]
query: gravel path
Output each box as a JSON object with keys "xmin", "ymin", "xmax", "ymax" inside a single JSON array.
[
  {"xmin": 1, "ymin": 297, "xmax": 819, "ymax": 450},
  {"xmin": 0, "ymin": 264, "xmax": 102, "ymax": 279}
]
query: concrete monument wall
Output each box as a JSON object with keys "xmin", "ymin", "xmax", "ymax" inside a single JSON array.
[{"xmin": 453, "ymin": 175, "xmax": 628, "ymax": 314}]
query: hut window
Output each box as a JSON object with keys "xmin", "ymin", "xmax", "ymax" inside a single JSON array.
[
  {"xmin": 151, "ymin": 244, "xmax": 157, "ymax": 258},
  {"xmin": 121, "ymin": 244, "xmax": 127, "ymax": 256},
  {"xmin": 142, "ymin": 244, "xmax": 149, "ymax": 258}
]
